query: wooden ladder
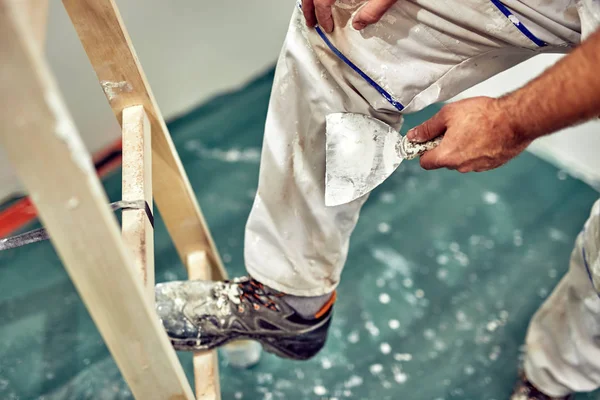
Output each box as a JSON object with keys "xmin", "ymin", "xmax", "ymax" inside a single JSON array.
[{"xmin": 0, "ymin": 1, "xmax": 253, "ymax": 398}]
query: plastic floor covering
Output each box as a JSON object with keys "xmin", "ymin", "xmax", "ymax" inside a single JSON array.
[{"xmin": 0, "ymin": 68, "xmax": 599, "ymax": 399}]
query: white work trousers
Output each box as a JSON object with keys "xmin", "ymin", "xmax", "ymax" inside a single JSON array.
[{"xmin": 244, "ymin": 0, "xmax": 600, "ymax": 396}]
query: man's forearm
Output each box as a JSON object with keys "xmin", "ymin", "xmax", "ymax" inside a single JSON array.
[{"xmin": 500, "ymin": 28, "xmax": 600, "ymax": 141}]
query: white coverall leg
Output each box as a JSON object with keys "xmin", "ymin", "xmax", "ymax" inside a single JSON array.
[
  {"xmin": 243, "ymin": 0, "xmax": 600, "ymax": 395},
  {"xmin": 524, "ymin": 199, "xmax": 600, "ymax": 397}
]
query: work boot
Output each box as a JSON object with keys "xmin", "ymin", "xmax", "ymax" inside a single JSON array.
[
  {"xmin": 155, "ymin": 276, "xmax": 335, "ymax": 360},
  {"xmin": 510, "ymin": 371, "xmax": 573, "ymax": 400}
]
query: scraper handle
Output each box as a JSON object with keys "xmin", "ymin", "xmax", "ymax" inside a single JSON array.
[{"xmin": 401, "ymin": 135, "xmax": 444, "ymax": 160}]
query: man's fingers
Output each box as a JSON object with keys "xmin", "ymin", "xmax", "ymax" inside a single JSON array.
[
  {"xmin": 315, "ymin": 0, "xmax": 336, "ymax": 33},
  {"xmin": 353, "ymin": 0, "xmax": 398, "ymax": 30},
  {"xmin": 407, "ymin": 107, "xmax": 448, "ymax": 143},
  {"xmin": 419, "ymin": 147, "xmax": 447, "ymax": 170},
  {"xmin": 302, "ymin": 0, "xmax": 317, "ymax": 27}
]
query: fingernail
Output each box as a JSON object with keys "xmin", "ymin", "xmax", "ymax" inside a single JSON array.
[
  {"xmin": 407, "ymin": 128, "xmax": 417, "ymax": 140},
  {"xmin": 353, "ymin": 20, "xmax": 366, "ymax": 30}
]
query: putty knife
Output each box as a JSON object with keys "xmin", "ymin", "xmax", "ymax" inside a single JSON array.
[{"xmin": 324, "ymin": 112, "xmax": 442, "ymax": 207}]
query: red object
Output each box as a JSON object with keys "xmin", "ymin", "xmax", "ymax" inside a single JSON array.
[{"xmin": 0, "ymin": 138, "xmax": 123, "ymax": 238}]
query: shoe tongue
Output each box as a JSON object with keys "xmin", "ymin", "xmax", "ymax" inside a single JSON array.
[{"xmin": 283, "ymin": 291, "xmax": 336, "ymax": 320}]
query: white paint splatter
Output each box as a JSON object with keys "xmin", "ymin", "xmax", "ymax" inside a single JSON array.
[
  {"xmin": 394, "ymin": 353, "xmax": 412, "ymax": 362},
  {"xmin": 403, "ymin": 278, "xmax": 413, "ymax": 288},
  {"xmin": 370, "ymin": 364, "xmax": 383, "ymax": 375},
  {"xmin": 313, "ymin": 385, "xmax": 327, "ymax": 396},
  {"xmin": 482, "ymin": 191, "xmax": 499, "ymax": 205},
  {"xmin": 380, "ymin": 192, "xmax": 395, "ymax": 203},
  {"xmin": 347, "ymin": 331, "xmax": 360, "ymax": 343},
  {"xmin": 454, "ymin": 252, "xmax": 470, "ymax": 266},
  {"xmin": 100, "ymin": 80, "xmax": 132, "ymax": 101},
  {"xmin": 185, "ymin": 140, "xmax": 260, "ymax": 164},
  {"xmin": 163, "ymin": 271, "xmax": 181, "ymax": 284},
  {"xmin": 549, "ymin": 228, "xmax": 569, "ymax": 242},
  {"xmin": 557, "ymin": 170, "xmax": 568, "ymax": 180},
  {"xmin": 489, "ymin": 345, "xmax": 501, "ymax": 361},
  {"xmin": 464, "ymin": 365, "xmax": 475, "ymax": 375},
  {"xmin": 392, "ymin": 365, "xmax": 408, "ymax": 383},
  {"xmin": 45, "ymin": 92, "xmax": 96, "ymax": 177},
  {"xmin": 508, "ymin": 14, "xmax": 521, "ymax": 24},
  {"xmin": 437, "ymin": 268, "xmax": 448, "ymax": 280},
  {"xmin": 344, "ymin": 375, "xmax": 363, "ymax": 388},
  {"xmin": 365, "ymin": 321, "xmax": 380, "ymax": 337},
  {"xmin": 256, "ymin": 373, "xmax": 273, "ymax": 385},
  {"xmin": 321, "ymin": 358, "xmax": 332, "ymax": 369},
  {"xmin": 371, "ymin": 247, "xmax": 412, "ymax": 277},
  {"xmin": 66, "ymin": 197, "xmax": 80, "ymax": 210},
  {"xmin": 380, "ymin": 343, "xmax": 392, "ymax": 354},
  {"xmin": 436, "ymin": 254, "xmax": 449, "ymax": 265},
  {"xmin": 388, "ymin": 319, "xmax": 400, "ymax": 330},
  {"xmin": 432, "ymin": 339, "xmax": 445, "ymax": 351},
  {"xmin": 469, "ymin": 235, "xmax": 482, "ymax": 246},
  {"xmin": 415, "ymin": 289, "xmax": 425, "ymax": 298},
  {"xmin": 378, "ymin": 222, "xmax": 391, "ymax": 233},
  {"xmin": 379, "ymin": 293, "xmax": 391, "ymax": 304},
  {"xmin": 487, "ymin": 321, "xmax": 499, "ymax": 332}
]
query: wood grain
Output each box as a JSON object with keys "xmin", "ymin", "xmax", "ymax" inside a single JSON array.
[
  {"xmin": 62, "ymin": 0, "xmax": 227, "ymax": 281},
  {"xmin": 188, "ymin": 251, "xmax": 221, "ymax": 400},
  {"xmin": 0, "ymin": 4, "xmax": 194, "ymax": 398},
  {"xmin": 122, "ymin": 105, "xmax": 154, "ymax": 301}
]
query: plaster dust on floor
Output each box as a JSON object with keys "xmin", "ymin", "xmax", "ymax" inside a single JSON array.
[{"xmin": 0, "ymin": 68, "xmax": 598, "ymax": 399}]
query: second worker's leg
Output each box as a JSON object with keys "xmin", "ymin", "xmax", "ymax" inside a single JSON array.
[{"xmin": 511, "ymin": 199, "xmax": 600, "ymax": 399}]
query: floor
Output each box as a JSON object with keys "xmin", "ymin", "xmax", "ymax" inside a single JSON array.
[{"xmin": 0, "ymin": 68, "xmax": 599, "ymax": 400}]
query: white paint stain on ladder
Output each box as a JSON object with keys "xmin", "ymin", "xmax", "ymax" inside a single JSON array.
[{"xmin": 100, "ymin": 81, "xmax": 133, "ymax": 101}]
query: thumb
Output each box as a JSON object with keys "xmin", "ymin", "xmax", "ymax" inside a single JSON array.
[
  {"xmin": 406, "ymin": 109, "xmax": 448, "ymax": 143},
  {"xmin": 419, "ymin": 144, "xmax": 451, "ymax": 170},
  {"xmin": 352, "ymin": 0, "xmax": 398, "ymax": 30}
]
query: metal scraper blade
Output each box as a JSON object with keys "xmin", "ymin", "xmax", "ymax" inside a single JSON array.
[{"xmin": 324, "ymin": 112, "xmax": 403, "ymax": 207}]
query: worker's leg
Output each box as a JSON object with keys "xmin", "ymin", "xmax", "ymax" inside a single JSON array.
[
  {"xmin": 514, "ymin": 199, "xmax": 600, "ymax": 398},
  {"xmin": 244, "ymin": 0, "xmax": 551, "ymax": 297},
  {"xmin": 156, "ymin": 1, "xmax": 565, "ymax": 359}
]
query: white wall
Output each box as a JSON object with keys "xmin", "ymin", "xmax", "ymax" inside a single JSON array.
[
  {"xmin": 2, "ymin": 3, "xmax": 599, "ymax": 200},
  {"xmin": 448, "ymin": 54, "xmax": 600, "ymax": 191},
  {"xmin": 0, "ymin": 0, "xmax": 295, "ymax": 201}
]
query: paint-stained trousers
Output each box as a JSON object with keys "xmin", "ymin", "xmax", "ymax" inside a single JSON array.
[{"xmin": 243, "ymin": 0, "xmax": 600, "ymax": 396}]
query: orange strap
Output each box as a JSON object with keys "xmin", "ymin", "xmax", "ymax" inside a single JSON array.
[{"xmin": 315, "ymin": 290, "xmax": 337, "ymax": 319}]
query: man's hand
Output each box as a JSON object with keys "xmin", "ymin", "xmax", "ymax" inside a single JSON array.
[
  {"xmin": 408, "ymin": 28, "xmax": 600, "ymax": 174},
  {"xmin": 302, "ymin": 0, "xmax": 398, "ymax": 33},
  {"xmin": 406, "ymin": 97, "xmax": 531, "ymax": 173}
]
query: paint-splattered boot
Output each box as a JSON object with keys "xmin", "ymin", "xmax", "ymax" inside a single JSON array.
[
  {"xmin": 510, "ymin": 371, "xmax": 573, "ymax": 400},
  {"xmin": 155, "ymin": 276, "xmax": 335, "ymax": 360}
]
